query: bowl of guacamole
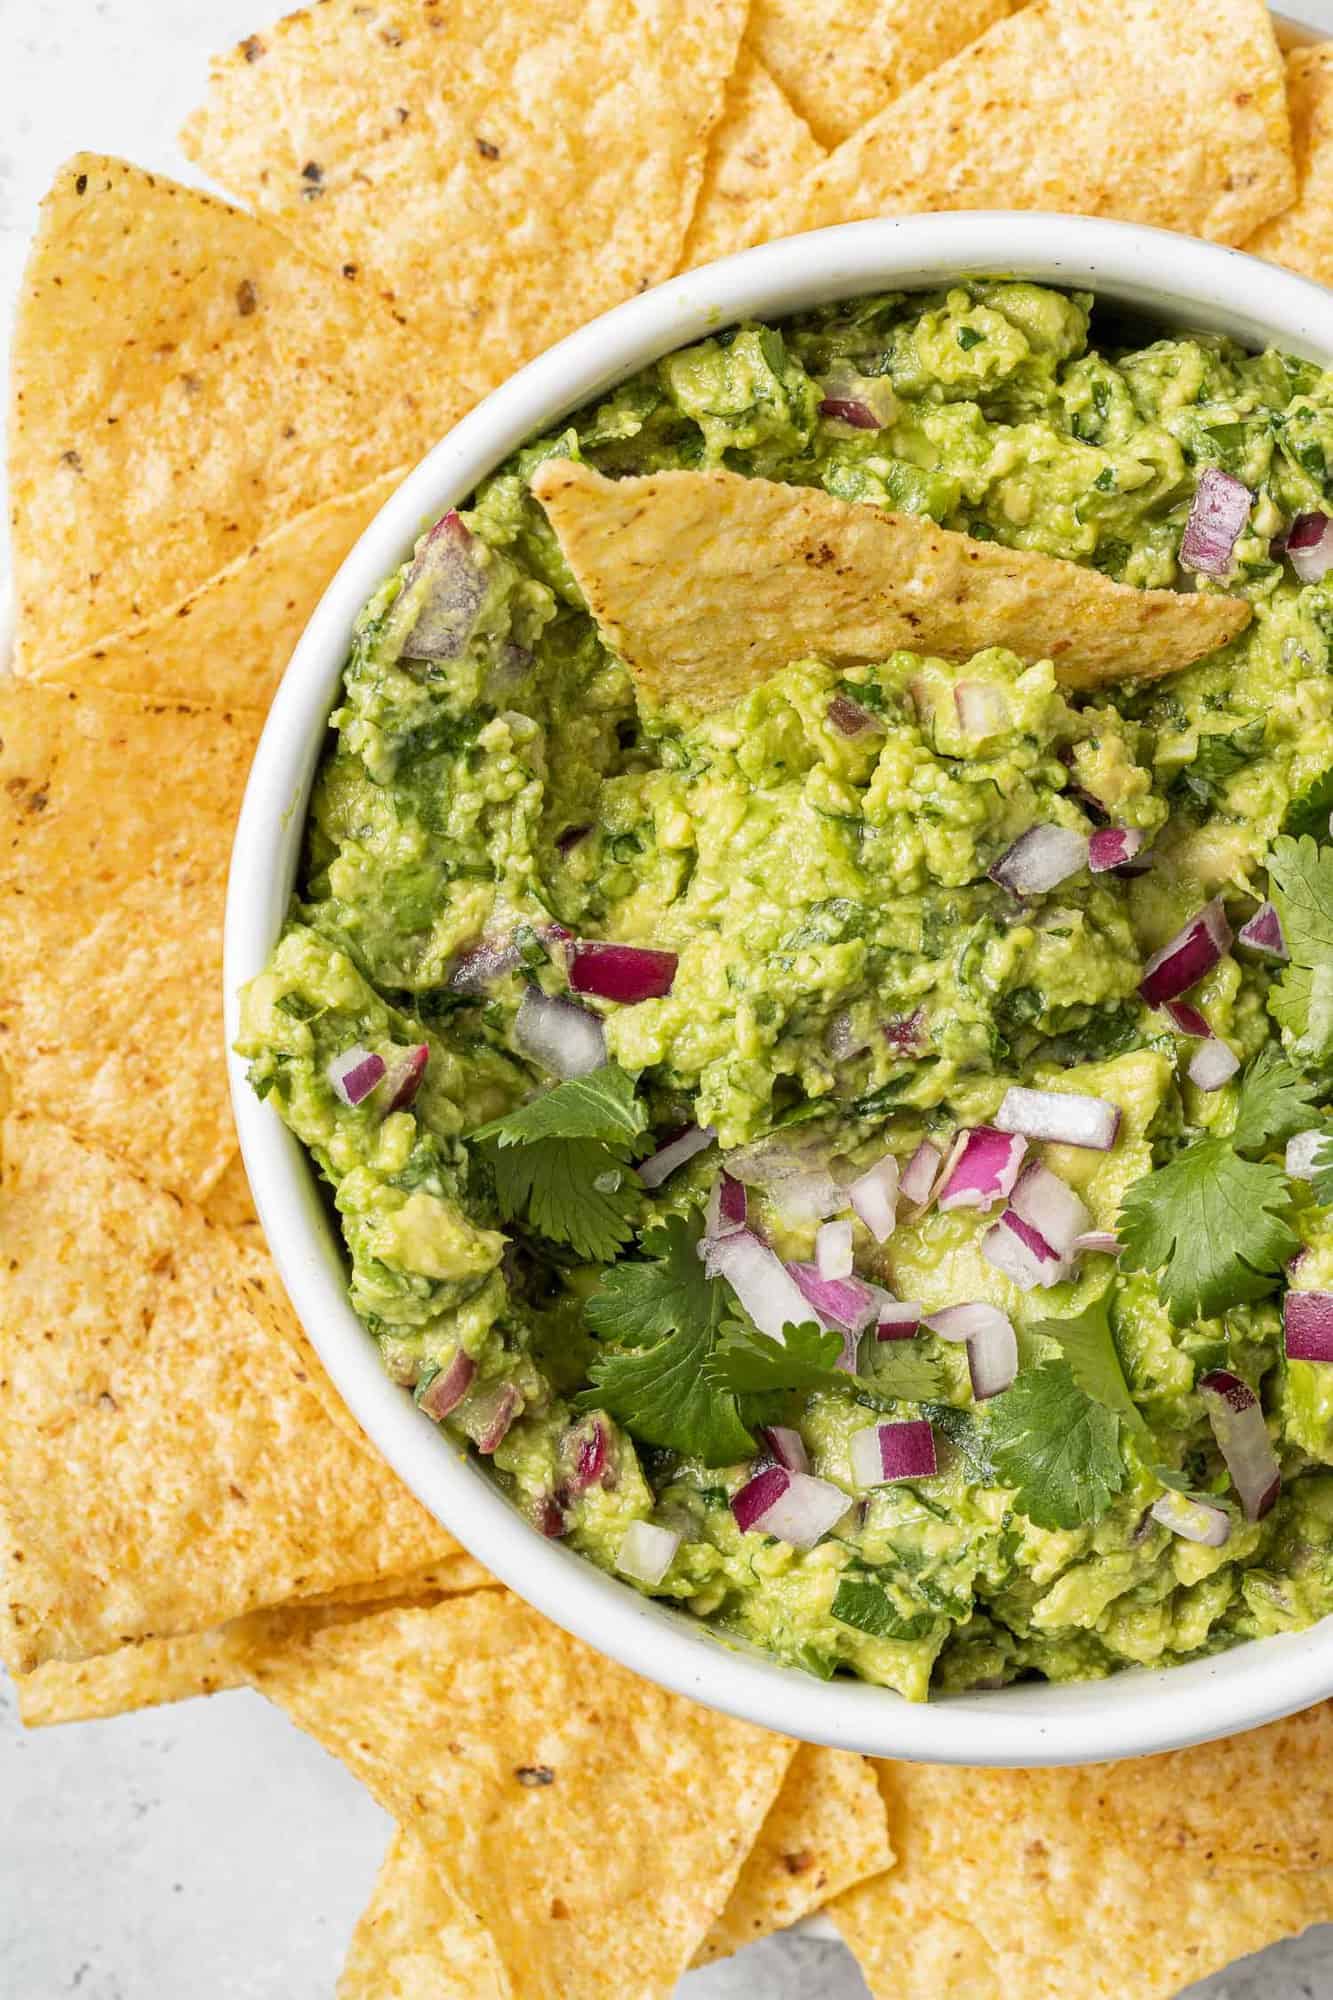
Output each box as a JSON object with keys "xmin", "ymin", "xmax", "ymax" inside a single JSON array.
[{"xmin": 226, "ymin": 213, "xmax": 1333, "ymax": 1763}]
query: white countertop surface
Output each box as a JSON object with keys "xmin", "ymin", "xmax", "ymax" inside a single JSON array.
[{"xmin": 3, "ymin": 4, "xmax": 1333, "ymax": 1994}]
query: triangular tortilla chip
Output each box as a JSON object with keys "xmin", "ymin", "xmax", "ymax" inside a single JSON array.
[
  {"xmin": 692, "ymin": 1744, "xmax": 893, "ymax": 1965},
  {"xmin": 832, "ymin": 1740, "xmax": 1333, "ymax": 1999},
  {"xmin": 679, "ymin": 51, "xmax": 823, "ymax": 270},
  {"xmin": 0, "ymin": 681, "xmax": 257, "ymax": 1200},
  {"xmin": 747, "ymin": 0, "xmax": 1293, "ymax": 250},
  {"xmin": 747, "ymin": 0, "xmax": 1009, "ymax": 149},
  {"xmin": 530, "ymin": 460, "xmax": 1250, "ymax": 709},
  {"xmin": 337, "ymin": 1743, "xmax": 891, "ymax": 1994},
  {"xmin": 8, "ymin": 156, "xmax": 448, "ymax": 668},
  {"xmin": 14, "ymin": 1557, "xmax": 496, "ymax": 1728},
  {"xmin": 235, "ymin": 1592, "xmax": 795, "ymax": 2000},
  {"xmin": 16, "ymin": 469, "xmax": 403, "ymax": 705},
  {"xmin": 0, "ymin": 1117, "xmax": 460, "ymax": 1673},
  {"xmin": 1247, "ymin": 46, "xmax": 1333, "ymax": 285},
  {"xmin": 181, "ymin": 0, "xmax": 747, "ymax": 394},
  {"xmin": 201, "ymin": 1148, "xmax": 261, "ymax": 1238}
]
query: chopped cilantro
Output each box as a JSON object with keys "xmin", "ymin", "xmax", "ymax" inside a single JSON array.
[
  {"xmin": 1268, "ymin": 836, "xmax": 1333, "ymax": 1073},
  {"xmin": 830, "ymin": 1575, "xmax": 935, "ymax": 1641},
  {"xmin": 580, "ymin": 1214, "xmax": 753, "ymax": 1464},
  {"xmin": 472, "ymin": 1063, "xmax": 647, "ymax": 1260},
  {"xmin": 704, "ymin": 1318, "xmax": 846, "ymax": 1395},
  {"xmin": 921, "ymin": 1403, "xmax": 996, "ymax": 1483},
  {"xmin": 956, "ymin": 325, "xmax": 985, "ymax": 351},
  {"xmin": 987, "ymin": 1358, "xmax": 1126, "ymax": 1529},
  {"xmin": 1283, "ymin": 767, "xmax": 1333, "ymax": 842},
  {"xmin": 1172, "ymin": 717, "xmax": 1265, "ymax": 811}
]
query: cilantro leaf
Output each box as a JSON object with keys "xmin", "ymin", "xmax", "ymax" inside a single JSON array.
[
  {"xmin": 1025, "ymin": 1290, "xmax": 1148, "ymax": 1441},
  {"xmin": 580, "ymin": 1214, "xmax": 753, "ymax": 1464},
  {"xmin": 487, "ymin": 1140, "xmax": 639, "ymax": 1261},
  {"xmin": 1283, "ymin": 766, "xmax": 1333, "ymax": 842},
  {"xmin": 473, "ymin": 1065, "xmax": 647, "ymax": 1259},
  {"xmin": 704, "ymin": 1319, "xmax": 845, "ymax": 1395},
  {"xmin": 1173, "ymin": 718, "xmax": 1265, "ymax": 811},
  {"xmin": 1117, "ymin": 1138, "xmax": 1298, "ymax": 1324},
  {"xmin": 1268, "ymin": 836, "xmax": 1333, "ymax": 1073},
  {"xmin": 1229, "ymin": 1045, "xmax": 1321, "ymax": 1153},
  {"xmin": 1311, "ymin": 1133, "xmax": 1333, "ymax": 1204},
  {"xmin": 987, "ymin": 1358, "xmax": 1126, "ymax": 1529},
  {"xmin": 472, "ymin": 1064, "xmax": 647, "ymax": 1146},
  {"xmin": 830, "ymin": 1575, "xmax": 936, "ymax": 1641},
  {"xmin": 859, "ymin": 1346, "xmax": 947, "ymax": 1406}
]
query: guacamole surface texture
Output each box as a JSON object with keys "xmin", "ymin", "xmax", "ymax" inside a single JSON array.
[{"xmin": 240, "ymin": 282, "xmax": 1333, "ymax": 1700}]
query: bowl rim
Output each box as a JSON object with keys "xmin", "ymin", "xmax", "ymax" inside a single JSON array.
[{"xmin": 226, "ymin": 210, "xmax": 1333, "ymax": 1766}]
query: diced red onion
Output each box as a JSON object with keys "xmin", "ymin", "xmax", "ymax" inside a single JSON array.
[
  {"xmin": 1198, "ymin": 1370, "xmax": 1280, "ymax": 1520},
  {"xmin": 1008, "ymin": 1161, "xmax": 1091, "ymax": 1257},
  {"xmin": 850, "ymin": 1419, "xmax": 938, "ymax": 1487},
  {"xmin": 1188, "ymin": 1038, "xmax": 1240, "ymax": 1091},
  {"xmin": 1149, "ymin": 1489, "xmax": 1231, "ymax": 1547},
  {"xmin": 328, "ymin": 1045, "xmax": 387, "ymax": 1107},
  {"xmin": 449, "ymin": 934, "xmax": 523, "ymax": 994},
  {"xmin": 982, "ymin": 1212, "xmax": 1071, "ymax": 1292},
  {"xmin": 704, "ymin": 1229, "xmax": 817, "ymax": 1342},
  {"xmin": 757, "ymin": 1424, "xmax": 810, "ymax": 1474},
  {"xmin": 384, "ymin": 1043, "xmax": 429, "ymax": 1113},
  {"xmin": 1284, "ymin": 1290, "xmax": 1333, "ymax": 1362},
  {"xmin": 730, "ymin": 1465, "xmax": 848, "ymax": 1548},
  {"xmin": 883, "ymin": 1008, "xmax": 928, "ymax": 1057},
  {"xmin": 723, "ymin": 1135, "xmax": 828, "ymax": 1190},
  {"xmin": 398, "ymin": 510, "xmax": 488, "ymax": 661},
  {"xmin": 771, "ymin": 1168, "xmax": 848, "ymax": 1225},
  {"xmin": 556, "ymin": 822, "xmax": 592, "ymax": 857},
  {"xmin": 616, "ymin": 1519, "xmax": 681, "ymax": 1585},
  {"xmin": 456, "ymin": 1379, "xmax": 522, "ymax": 1456},
  {"xmin": 1286, "ymin": 1130, "xmax": 1326, "ymax": 1181},
  {"xmin": 1180, "ymin": 467, "xmax": 1251, "ymax": 577},
  {"xmin": 955, "ymin": 682, "xmax": 1011, "ymax": 738},
  {"xmin": 705, "ymin": 1172, "xmax": 748, "ymax": 1238},
  {"xmin": 570, "ymin": 940, "xmax": 678, "ymax": 1003},
  {"xmin": 1073, "ymin": 1229, "xmax": 1122, "ymax": 1256},
  {"xmin": 638, "ymin": 1123, "xmax": 716, "ymax": 1189},
  {"xmin": 1137, "ymin": 900, "xmax": 1232, "ymax": 1007},
  {"xmin": 818, "ymin": 396, "xmax": 881, "ymax": 429},
  {"xmin": 825, "ymin": 1007, "xmax": 870, "ymax": 1062},
  {"xmin": 564, "ymin": 1415, "xmax": 612, "ymax": 1495},
  {"xmin": 924, "ymin": 1303, "xmax": 1018, "ymax": 1400},
  {"xmin": 1283, "ymin": 511, "xmax": 1333, "ymax": 584},
  {"xmin": 1237, "ymin": 901, "xmax": 1287, "ymax": 961},
  {"xmin": 827, "ymin": 693, "xmax": 879, "ymax": 736},
  {"xmin": 1164, "ymin": 1000, "xmax": 1211, "ymax": 1038},
  {"xmin": 936, "ymin": 1127, "xmax": 1027, "ymax": 1213},
  {"xmin": 514, "ymin": 987, "xmax": 606, "ymax": 1079},
  {"xmin": 416, "ymin": 1350, "xmax": 476, "ymax": 1422},
  {"xmin": 899, "ymin": 1140, "xmax": 942, "ymax": 1209},
  {"xmin": 847, "ymin": 1154, "xmax": 899, "ymax": 1243},
  {"xmin": 989, "ymin": 824, "xmax": 1088, "ymax": 896},
  {"xmin": 816, "ymin": 1218, "xmax": 854, "ymax": 1279},
  {"xmin": 533, "ymin": 1494, "xmax": 567, "ymax": 1539},
  {"xmin": 877, "ymin": 1300, "xmax": 923, "ymax": 1340},
  {"xmin": 1088, "ymin": 826, "xmax": 1146, "ymax": 873},
  {"xmin": 994, "ymin": 1086, "xmax": 1121, "ymax": 1152},
  {"xmin": 788, "ymin": 1262, "xmax": 878, "ymax": 1334}
]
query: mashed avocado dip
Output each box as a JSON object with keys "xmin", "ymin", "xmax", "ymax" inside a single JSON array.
[{"xmin": 240, "ymin": 281, "xmax": 1333, "ymax": 1700}]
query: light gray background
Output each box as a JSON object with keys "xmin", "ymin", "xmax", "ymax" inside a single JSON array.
[{"xmin": 2, "ymin": 2, "xmax": 1333, "ymax": 1994}]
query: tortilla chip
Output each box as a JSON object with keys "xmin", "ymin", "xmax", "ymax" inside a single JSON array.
[
  {"xmin": 0, "ymin": 682, "xmax": 257, "ymax": 1200},
  {"xmin": 0, "ymin": 1117, "xmax": 461, "ymax": 1673},
  {"xmin": 833, "ymin": 1742, "xmax": 1333, "ymax": 2000},
  {"xmin": 17, "ymin": 470, "xmax": 403, "ymax": 707},
  {"xmin": 181, "ymin": 0, "xmax": 747, "ymax": 400},
  {"xmin": 693, "ymin": 1744, "xmax": 893, "ymax": 1965},
  {"xmin": 236, "ymin": 1592, "xmax": 795, "ymax": 2000},
  {"xmin": 339, "ymin": 1833, "xmax": 508, "ymax": 2000},
  {"xmin": 1247, "ymin": 46, "xmax": 1333, "ymax": 286},
  {"xmin": 201, "ymin": 1149, "xmax": 260, "ymax": 1236},
  {"xmin": 747, "ymin": 0, "xmax": 1010, "ymax": 150},
  {"xmin": 530, "ymin": 461, "xmax": 1250, "ymax": 710},
  {"xmin": 9, "ymin": 156, "xmax": 449, "ymax": 670},
  {"xmin": 679, "ymin": 51, "xmax": 824, "ymax": 270},
  {"xmin": 748, "ymin": 0, "xmax": 1293, "ymax": 251},
  {"xmin": 15, "ymin": 1556, "xmax": 496, "ymax": 1728}
]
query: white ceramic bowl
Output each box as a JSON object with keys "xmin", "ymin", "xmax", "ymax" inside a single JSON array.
[{"xmin": 227, "ymin": 211, "xmax": 1333, "ymax": 1766}]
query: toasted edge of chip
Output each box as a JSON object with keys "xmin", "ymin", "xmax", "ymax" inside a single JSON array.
[{"xmin": 531, "ymin": 460, "xmax": 1249, "ymax": 710}]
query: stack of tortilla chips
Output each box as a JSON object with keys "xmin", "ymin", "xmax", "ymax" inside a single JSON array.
[{"xmin": 6, "ymin": 0, "xmax": 1333, "ymax": 1990}]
